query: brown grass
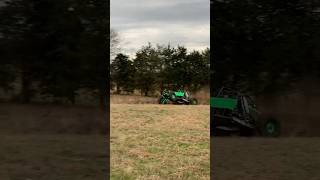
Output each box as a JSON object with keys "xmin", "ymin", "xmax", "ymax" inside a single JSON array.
[
  {"xmin": 110, "ymin": 104, "xmax": 210, "ymax": 179},
  {"xmin": 111, "ymin": 95, "xmax": 158, "ymax": 104},
  {"xmin": 0, "ymin": 135, "xmax": 108, "ymax": 179},
  {"xmin": 110, "ymin": 87, "xmax": 210, "ymax": 105},
  {"xmin": 212, "ymin": 137, "xmax": 320, "ymax": 180},
  {"xmin": 0, "ymin": 103, "xmax": 106, "ymax": 134},
  {"xmin": 0, "ymin": 103, "xmax": 108, "ymax": 179}
]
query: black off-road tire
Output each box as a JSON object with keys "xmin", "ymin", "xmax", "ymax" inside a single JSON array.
[
  {"xmin": 260, "ymin": 117, "xmax": 281, "ymax": 137},
  {"xmin": 190, "ymin": 98, "xmax": 198, "ymax": 105},
  {"xmin": 159, "ymin": 97, "xmax": 168, "ymax": 104}
]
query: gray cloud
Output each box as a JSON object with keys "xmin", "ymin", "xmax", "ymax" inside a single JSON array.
[{"xmin": 111, "ymin": 0, "xmax": 210, "ymax": 58}]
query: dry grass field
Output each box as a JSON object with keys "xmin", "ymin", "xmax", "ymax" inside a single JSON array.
[
  {"xmin": 0, "ymin": 103, "xmax": 106, "ymax": 134},
  {"xmin": 0, "ymin": 103, "xmax": 108, "ymax": 179},
  {"xmin": 111, "ymin": 95, "xmax": 159, "ymax": 104},
  {"xmin": 110, "ymin": 87, "xmax": 210, "ymax": 105},
  {"xmin": 0, "ymin": 135, "xmax": 108, "ymax": 180},
  {"xmin": 212, "ymin": 137, "xmax": 320, "ymax": 180},
  {"xmin": 110, "ymin": 104, "xmax": 210, "ymax": 179},
  {"xmin": 2, "ymin": 93, "xmax": 319, "ymax": 180}
]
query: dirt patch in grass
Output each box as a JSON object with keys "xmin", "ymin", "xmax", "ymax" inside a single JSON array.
[{"xmin": 111, "ymin": 104, "xmax": 210, "ymax": 179}]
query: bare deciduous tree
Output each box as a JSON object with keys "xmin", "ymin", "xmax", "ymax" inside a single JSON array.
[{"xmin": 110, "ymin": 29, "xmax": 121, "ymax": 60}]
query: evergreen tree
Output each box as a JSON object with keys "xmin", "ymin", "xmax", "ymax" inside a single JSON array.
[
  {"xmin": 110, "ymin": 53, "xmax": 135, "ymax": 94},
  {"xmin": 133, "ymin": 43, "xmax": 161, "ymax": 96}
]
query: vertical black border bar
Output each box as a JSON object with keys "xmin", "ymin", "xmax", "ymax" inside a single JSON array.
[
  {"xmin": 210, "ymin": 0, "xmax": 213, "ymax": 179},
  {"xmin": 106, "ymin": 0, "xmax": 111, "ymax": 178}
]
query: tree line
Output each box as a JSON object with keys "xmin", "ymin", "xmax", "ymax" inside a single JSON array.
[
  {"xmin": 212, "ymin": 0, "xmax": 320, "ymax": 96},
  {"xmin": 0, "ymin": 0, "xmax": 108, "ymax": 106},
  {"xmin": 110, "ymin": 43, "xmax": 210, "ymax": 96}
]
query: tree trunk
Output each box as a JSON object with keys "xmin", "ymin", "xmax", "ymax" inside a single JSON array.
[
  {"xmin": 144, "ymin": 87, "xmax": 149, "ymax": 96},
  {"xmin": 116, "ymin": 85, "xmax": 121, "ymax": 94}
]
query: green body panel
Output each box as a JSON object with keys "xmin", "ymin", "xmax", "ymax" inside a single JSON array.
[
  {"xmin": 174, "ymin": 91, "xmax": 185, "ymax": 97},
  {"xmin": 210, "ymin": 97, "xmax": 237, "ymax": 110}
]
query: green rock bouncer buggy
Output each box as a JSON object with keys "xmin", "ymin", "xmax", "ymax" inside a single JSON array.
[
  {"xmin": 211, "ymin": 87, "xmax": 281, "ymax": 137},
  {"xmin": 159, "ymin": 89, "xmax": 198, "ymax": 105}
]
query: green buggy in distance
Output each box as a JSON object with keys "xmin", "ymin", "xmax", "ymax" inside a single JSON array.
[
  {"xmin": 159, "ymin": 89, "xmax": 198, "ymax": 105},
  {"xmin": 211, "ymin": 87, "xmax": 280, "ymax": 137}
]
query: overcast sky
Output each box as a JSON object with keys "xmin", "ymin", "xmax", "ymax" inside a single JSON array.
[{"xmin": 111, "ymin": 0, "xmax": 210, "ymax": 58}]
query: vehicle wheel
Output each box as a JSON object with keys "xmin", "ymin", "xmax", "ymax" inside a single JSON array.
[
  {"xmin": 159, "ymin": 97, "xmax": 169, "ymax": 104},
  {"xmin": 190, "ymin": 98, "xmax": 198, "ymax": 105},
  {"xmin": 171, "ymin": 94, "xmax": 176, "ymax": 101},
  {"xmin": 261, "ymin": 117, "xmax": 281, "ymax": 137}
]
